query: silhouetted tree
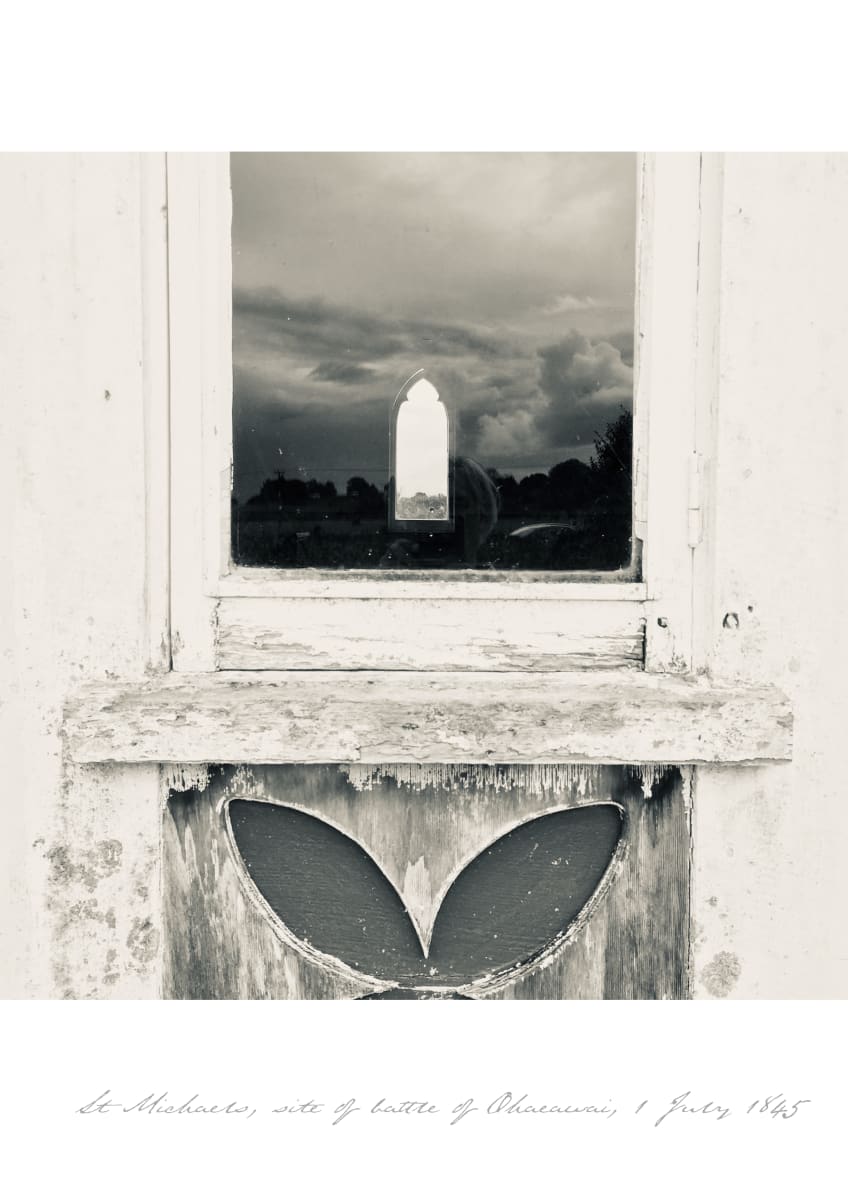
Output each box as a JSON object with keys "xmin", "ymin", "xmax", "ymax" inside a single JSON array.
[
  {"xmin": 345, "ymin": 475, "xmax": 383, "ymax": 513},
  {"xmin": 548, "ymin": 458, "xmax": 593, "ymax": 509},
  {"xmin": 516, "ymin": 472, "xmax": 551, "ymax": 511},
  {"xmin": 247, "ymin": 472, "xmax": 338, "ymax": 507},
  {"xmin": 248, "ymin": 471, "xmax": 308, "ymax": 505},
  {"xmin": 586, "ymin": 408, "xmax": 633, "ymax": 567},
  {"xmin": 486, "ymin": 469, "xmax": 520, "ymax": 513},
  {"xmin": 590, "ymin": 409, "xmax": 632, "ymax": 486}
]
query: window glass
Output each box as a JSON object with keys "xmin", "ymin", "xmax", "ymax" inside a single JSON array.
[{"xmin": 231, "ymin": 152, "xmax": 636, "ymax": 571}]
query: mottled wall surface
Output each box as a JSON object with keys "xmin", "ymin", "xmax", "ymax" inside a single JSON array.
[{"xmin": 1, "ymin": 155, "xmax": 166, "ymax": 998}]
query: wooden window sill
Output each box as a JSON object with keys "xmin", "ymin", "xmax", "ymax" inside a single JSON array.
[{"xmin": 63, "ymin": 670, "xmax": 792, "ymax": 766}]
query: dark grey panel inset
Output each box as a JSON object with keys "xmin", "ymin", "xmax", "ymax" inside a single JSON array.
[
  {"xmin": 228, "ymin": 800, "xmax": 622, "ymax": 989},
  {"xmin": 229, "ymin": 801, "xmax": 422, "ymax": 979},
  {"xmin": 429, "ymin": 804, "xmax": 623, "ymax": 983}
]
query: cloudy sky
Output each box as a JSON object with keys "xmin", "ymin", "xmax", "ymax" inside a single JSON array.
[{"xmin": 231, "ymin": 152, "xmax": 636, "ymax": 501}]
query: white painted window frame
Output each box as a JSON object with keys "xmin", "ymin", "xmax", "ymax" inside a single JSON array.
[{"xmin": 166, "ymin": 152, "xmax": 721, "ymax": 676}]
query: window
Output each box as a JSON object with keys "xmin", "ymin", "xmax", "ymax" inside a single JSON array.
[
  {"xmin": 167, "ymin": 153, "xmax": 714, "ymax": 675},
  {"xmin": 229, "ymin": 152, "xmax": 638, "ymax": 575}
]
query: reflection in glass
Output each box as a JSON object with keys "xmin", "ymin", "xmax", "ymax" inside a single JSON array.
[
  {"xmin": 230, "ymin": 152, "xmax": 638, "ymax": 573},
  {"xmin": 391, "ymin": 374, "xmax": 451, "ymax": 528}
]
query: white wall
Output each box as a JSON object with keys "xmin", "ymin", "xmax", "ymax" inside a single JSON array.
[
  {"xmin": 2, "ymin": 152, "xmax": 846, "ymax": 998},
  {"xmin": 1, "ymin": 154, "xmax": 164, "ymax": 997},
  {"xmin": 693, "ymin": 154, "xmax": 848, "ymax": 997}
]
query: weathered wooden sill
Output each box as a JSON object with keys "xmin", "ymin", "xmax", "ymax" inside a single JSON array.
[{"xmin": 63, "ymin": 671, "xmax": 792, "ymax": 766}]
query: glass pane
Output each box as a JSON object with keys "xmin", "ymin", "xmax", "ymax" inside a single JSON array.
[{"xmin": 231, "ymin": 153, "xmax": 637, "ymax": 572}]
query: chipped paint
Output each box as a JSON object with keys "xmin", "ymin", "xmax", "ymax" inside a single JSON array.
[
  {"xmin": 346, "ymin": 762, "xmax": 677, "ymax": 796},
  {"xmin": 163, "ymin": 764, "xmax": 211, "ymax": 795},
  {"xmin": 64, "ymin": 672, "xmax": 793, "ymax": 766},
  {"xmin": 344, "ymin": 762, "xmax": 600, "ymax": 794}
]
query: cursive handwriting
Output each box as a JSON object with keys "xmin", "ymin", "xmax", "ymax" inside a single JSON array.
[
  {"xmin": 75, "ymin": 1087, "xmax": 811, "ymax": 1129},
  {"xmin": 654, "ymin": 1091, "xmax": 730, "ymax": 1126},
  {"xmin": 78, "ymin": 1090, "xmax": 255, "ymax": 1117},
  {"xmin": 486, "ymin": 1091, "xmax": 616, "ymax": 1118}
]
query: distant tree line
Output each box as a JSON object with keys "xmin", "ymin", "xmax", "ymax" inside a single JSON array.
[
  {"xmin": 244, "ymin": 409, "xmax": 632, "ymax": 524},
  {"xmin": 489, "ymin": 409, "xmax": 632, "ymax": 517},
  {"xmin": 247, "ymin": 473, "xmax": 384, "ymax": 512}
]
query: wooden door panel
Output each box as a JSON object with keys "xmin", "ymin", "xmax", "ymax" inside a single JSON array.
[{"xmin": 163, "ymin": 764, "xmax": 690, "ymax": 999}]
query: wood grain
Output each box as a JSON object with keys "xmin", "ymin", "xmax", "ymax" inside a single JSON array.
[
  {"xmin": 215, "ymin": 573, "xmax": 648, "ymax": 600},
  {"xmin": 216, "ymin": 597, "xmax": 645, "ymax": 671},
  {"xmin": 164, "ymin": 781, "xmax": 364, "ymax": 1001},
  {"xmin": 163, "ymin": 763, "xmax": 690, "ymax": 1000},
  {"xmin": 65, "ymin": 670, "xmax": 793, "ymax": 766}
]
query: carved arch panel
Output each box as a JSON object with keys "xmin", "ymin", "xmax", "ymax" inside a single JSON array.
[{"xmin": 163, "ymin": 763, "xmax": 690, "ymax": 999}]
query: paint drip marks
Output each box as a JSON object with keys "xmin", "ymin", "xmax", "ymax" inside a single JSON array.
[
  {"xmin": 626, "ymin": 764, "xmax": 675, "ymax": 798},
  {"xmin": 345, "ymin": 763, "xmax": 677, "ymax": 797},
  {"xmin": 163, "ymin": 764, "xmax": 211, "ymax": 794},
  {"xmin": 343, "ymin": 763, "xmax": 602, "ymax": 795}
]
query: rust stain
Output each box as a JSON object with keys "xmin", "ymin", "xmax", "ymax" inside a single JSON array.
[{"xmin": 701, "ymin": 950, "xmax": 741, "ymax": 997}]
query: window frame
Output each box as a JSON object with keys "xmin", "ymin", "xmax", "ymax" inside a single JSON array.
[{"xmin": 166, "ymin": 152, "xmax": 719, "ymax": 675}]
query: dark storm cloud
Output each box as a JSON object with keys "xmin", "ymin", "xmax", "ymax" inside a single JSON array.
[
  {"xmin": 229, "ymin": 153, "xmax": 637, "ymax": 492},
  {"xmin": 231, "ymin": 153, "xmax": 638, "ymax": 326},
  {"xmin": 486, "ymin": 371, "xmax": 533, "ymax": 395},
  {"xmin": 234, "ymin": 287, "xmax": 518, "ymax": 372},
  {"xmin": 411, "ymin": 320, "xmax": 514, "ymax": 359},
  {"xmin": 535, "ymin": 330, "xmax": 633, "ymax": 447},
  {"xmin": 232, "ymin": 156, "xmax": 638, "ymax": 492},
  {"xmin": 232, "ymin": 364, "xmax": 309, "ymax": 416},
  {"xmin": 234, "ymin": 304, "xmax": 634, "ymax": 492},
  {"xmin": 606, "ymin": 328, "xmax": 635, "ymax": 368},
  {"xmin": 234, "ymin": 289, "xmax": 408, "ymax": 363},
  {"xmin": 310, "ymin": 362, "xmax": 378, "ymax": 384}
]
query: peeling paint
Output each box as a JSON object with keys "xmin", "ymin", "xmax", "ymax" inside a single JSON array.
[
  {"xmin": 344, "ymin": 762, "xmax": 675, "ymax": 800},
  {"xmin": 163, "ymin": 764, "xmax": 211, "ymax": 794},
  {"xmin": 344, "ymin": 763, "xmax": 604, "ymax": 794},
  {"xmin": 64, "ymin": 673, "xmax": 793, "ymax": 766}
]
